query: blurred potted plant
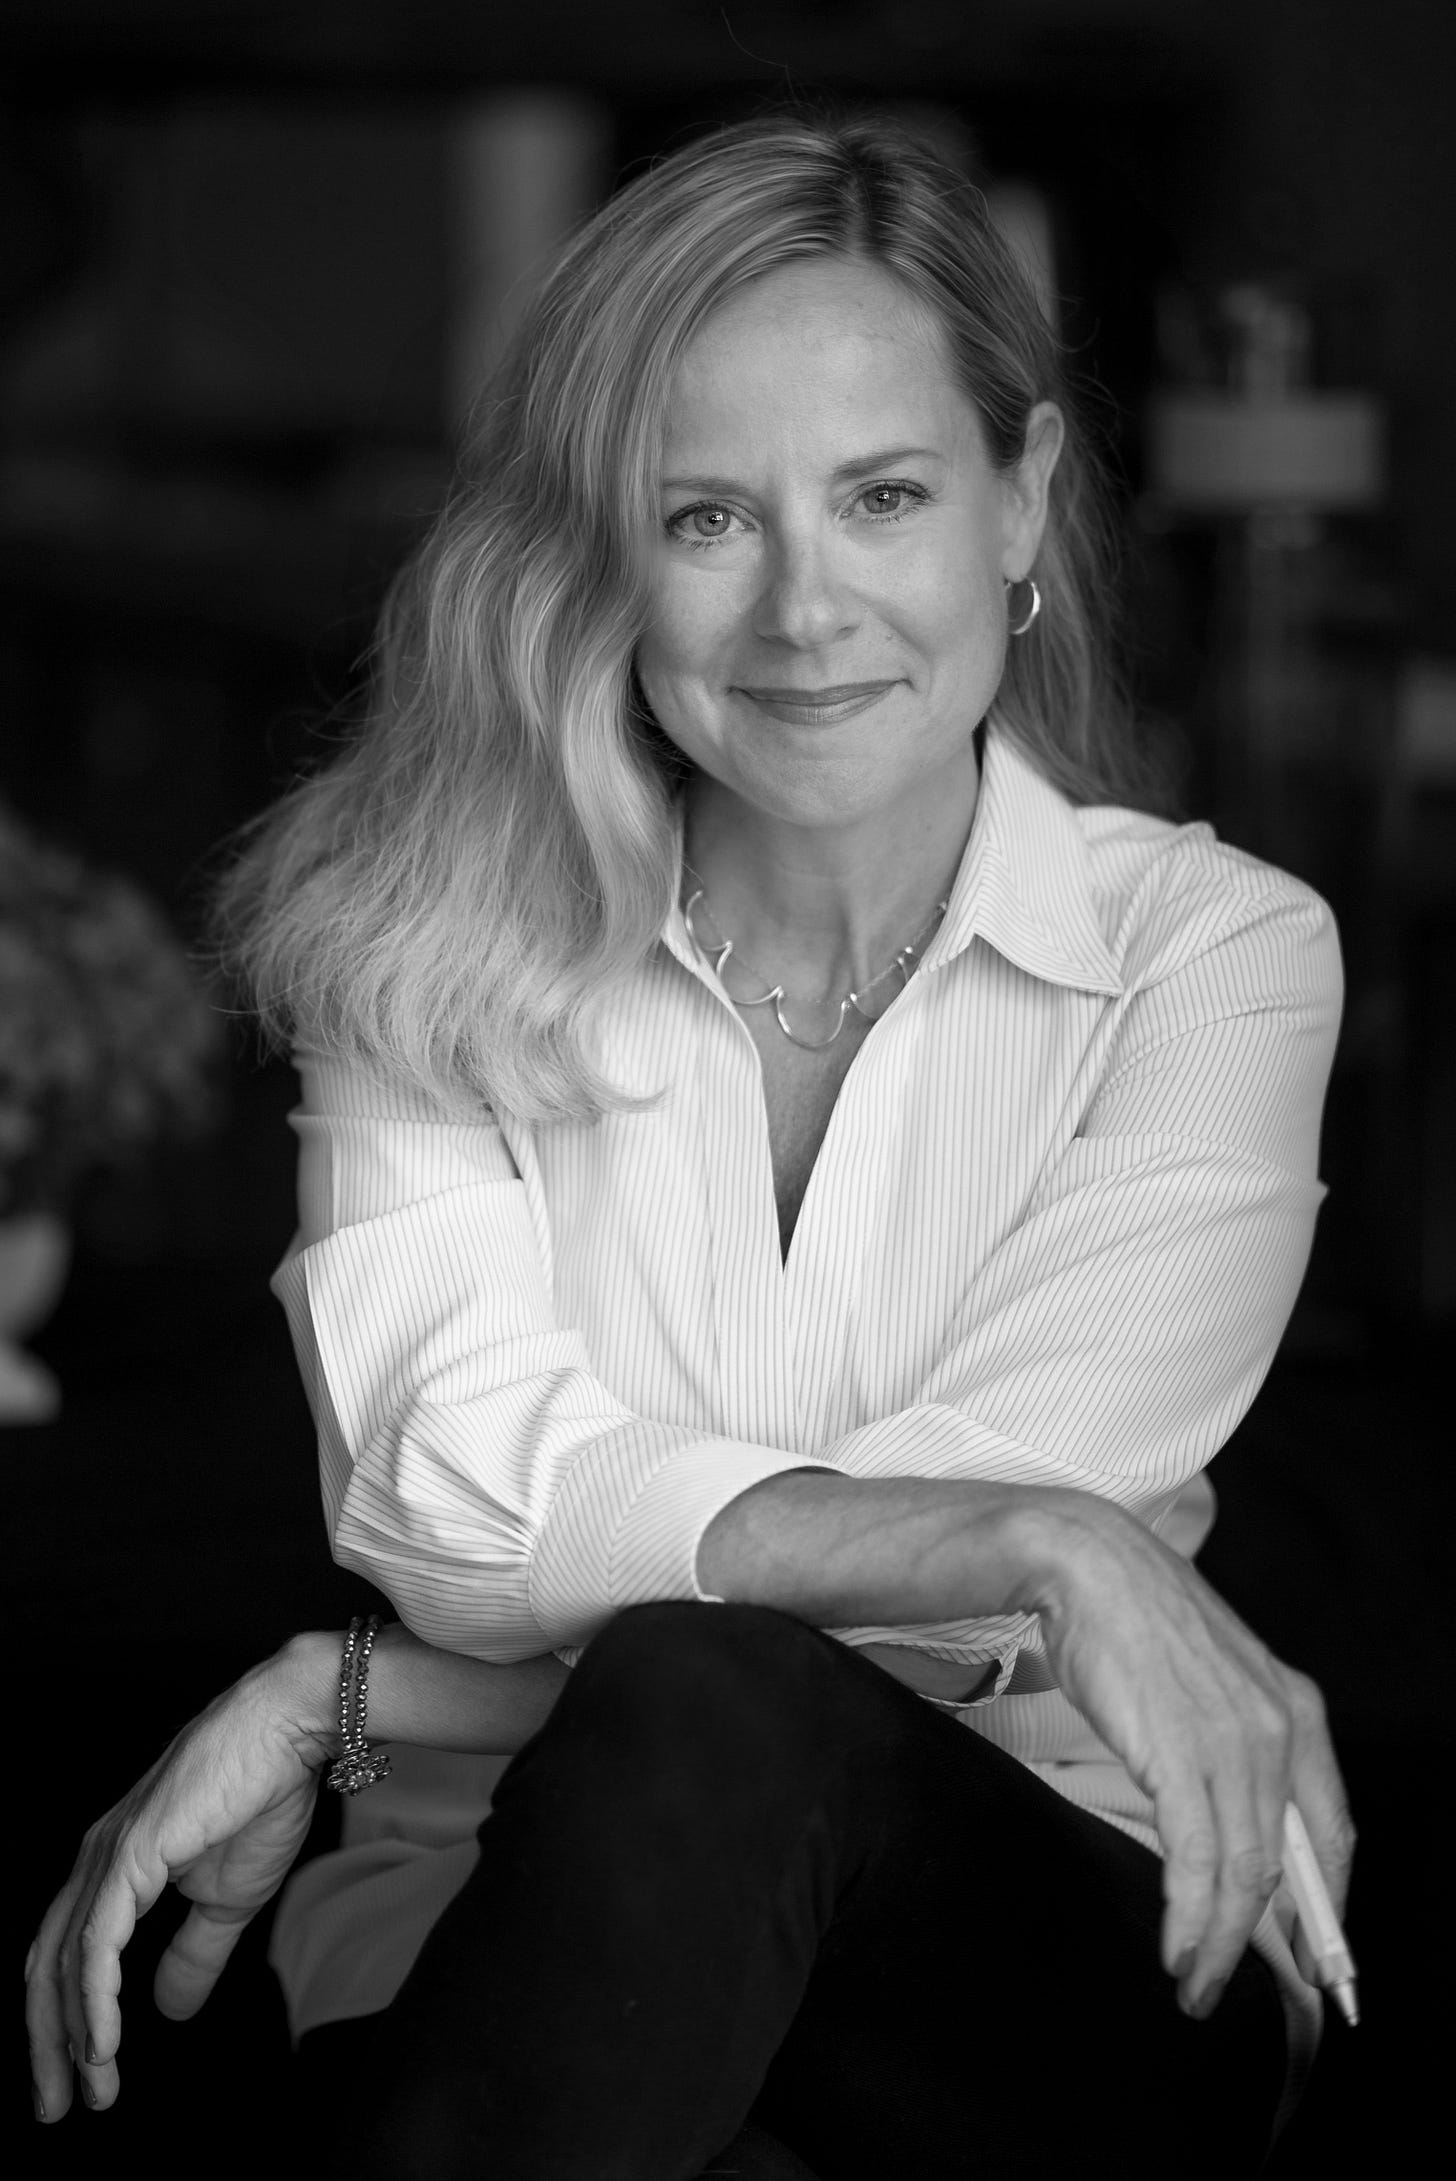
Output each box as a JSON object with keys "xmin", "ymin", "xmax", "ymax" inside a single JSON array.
[{"xmin": 0, "ymin": 802, "xmax": 221, "ymax": 1421}]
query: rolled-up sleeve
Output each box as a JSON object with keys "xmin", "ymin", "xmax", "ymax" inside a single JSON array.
[{"xmin": 273, "ymin": 1057, "xmax": 828, "ymax": 1660}]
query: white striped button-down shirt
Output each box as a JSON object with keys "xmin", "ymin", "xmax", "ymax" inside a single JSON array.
[{"xmin": 269, "ymin": 724, "xmax": 1340, "ymax": 2074}]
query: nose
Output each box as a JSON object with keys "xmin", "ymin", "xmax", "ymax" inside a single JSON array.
[{"xmin": 752, "ymin": 529, "xmax": 859, "ymax": 649}]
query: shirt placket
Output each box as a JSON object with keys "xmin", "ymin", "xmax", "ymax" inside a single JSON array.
[
  {"xmin": 687, "ymin": 972, "xmax": 800, "ymax": 1455},
  {"xmin": 782, "ymin": 985, "xmax": 928, "ymax": 1455}
]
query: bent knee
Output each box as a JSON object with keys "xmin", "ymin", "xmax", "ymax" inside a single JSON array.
[
  {"xmin": 567, "ymin": 1601, "xmax": 838, "ymax": 1750},
  {"xmin": 585, "ymin": 1598, "xmax": 826, "ymax": 1677}
]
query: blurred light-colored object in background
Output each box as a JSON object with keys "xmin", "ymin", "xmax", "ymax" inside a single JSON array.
[
  {"xmin": 1394, "ymin": 656, "xmax": 1456, "ymax": 789},
  {"xmin": 0, "ymin": 803, "xmax": 223, "ymax": 1410},
  {"xmin": 0, "ymin": 804, "xmax": 221, "ymax": 1223},
  {"xmin": 1148, "ymin": 280, "xmax": 1385, "ymax": 514},
  {"xmin": 1147, "ymin": 391, "xmax": 1384, "ymax": 513},
  {"xmin": 1141, "ymin": 275, "xmax": 1433, "ymax": 1325},
  {"xmin": 0, "ymin": 1210, "xmax": 67, "ymax": 1424},
  {"xmin": 447, "ymin": 92, "xmax": 610, "ymax": 429},
  {"xmin": 1380, "ymin": 659, "xmax": 1456, "ymax": 1323},
  {"xmin": 1142, "ymin": 276, "xmax": 1392, "ymax": 866}
]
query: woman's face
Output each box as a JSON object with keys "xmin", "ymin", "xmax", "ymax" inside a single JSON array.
[{"xmin": 637, "ymin": 255, "xmax": 1062, "ymax": 838}]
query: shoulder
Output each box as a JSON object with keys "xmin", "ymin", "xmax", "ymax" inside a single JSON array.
[{"xmin": 1075, "ymin": 802, "xmax": 1341, "ymax": 1011}]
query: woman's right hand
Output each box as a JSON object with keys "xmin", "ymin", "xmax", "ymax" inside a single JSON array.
[
  {"xmin": 25, "ymin": 1643, "xmax": 334, "ymax": 2124},
  {"xmin": 1020, "ymin": 1491, "xmax": 1356, "ymax": 2019}
]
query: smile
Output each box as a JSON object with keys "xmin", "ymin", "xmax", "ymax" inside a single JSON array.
[{"xmin": 736, "ymin": 682, "xmax": 899, "ymax": 725}]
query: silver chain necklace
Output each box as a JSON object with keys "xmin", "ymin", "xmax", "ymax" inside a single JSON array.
[{"xmin": 682, "ymin": 882, "xmax": 949, "ymax": 1051}]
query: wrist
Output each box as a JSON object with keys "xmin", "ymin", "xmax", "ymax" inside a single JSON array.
[
  {"xmin": 699, "ymin": 1470, "xmax": 1106, "ymax": 1629},
  {"xmin": 264, "ymin": 1630, "xmax": 358, "ymax": 1765},
  {"xmin": 999, "ymin": 1487, "xmax": 1124, "ymax": 1628}
]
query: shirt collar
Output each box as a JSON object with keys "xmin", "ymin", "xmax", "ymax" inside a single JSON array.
[
  {"xmin": 920, "ymin": 724, "xmax": 1123, "ymax": 995},
  {"xmin": 661, "ymin": 722, "xmax": 1124, "ymax": 999}
]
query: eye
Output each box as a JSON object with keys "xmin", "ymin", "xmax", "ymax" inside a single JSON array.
[
  {"xmin": 853, "ymin": 481, "xmax": 929, "ymax": 522},
  {"xmin": 665, "ymin": 502, "xmax": 744, "ymax": 549}
]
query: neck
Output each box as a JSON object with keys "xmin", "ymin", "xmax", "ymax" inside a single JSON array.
[{"xmin": 681, "ymin": 760, "xmax": 979, "ymax": 1001}]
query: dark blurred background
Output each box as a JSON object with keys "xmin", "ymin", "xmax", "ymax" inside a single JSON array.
[{"xmin": 5, "ymin": 3, "xmax": 1452, "ymax": 2174}]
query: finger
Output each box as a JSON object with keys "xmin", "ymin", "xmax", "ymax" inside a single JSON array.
[
  {"xmin": 1189, "ymin": 1810, "xmax": 1285, "ymax": 2016},
  {"xmin": 1150, "ymin": 1767, "xmax": 1221, "ymax": 1983},
  {"xmin": 1287, "ymin": 1679, "xmax": 1356, "ymax": 1923},
  {"xmin": 69, "ymin": 1944, "xmax": 125, "ymax": 2114},
  {"xmin": 1184, "ymin": 1706, "xmax": 1290, "ymax": 2014},
  {"xmin": 71, "ymin": 2050, "xmax": 121, "ymax": 2115},
  {"xmin": 76, "ymin": 1872, "xmax": 140, "ymax": 2074},
  {"xmin": 155, "ymin": 1902, "xmax": 258, "ymax": 2020},
  {"xmin": 1244, "ymin": 1726, "xmax": 1293, "ymax": 1952},
  {"xmin": 57, "ymin": 1930, "xmax": 95, "ymax": 2108},
  {"xmin": 26, "ymin": 1904, "xmax": 82, "ymax": 2122},
  {"xmin": 47, "ymin": 1866, "xmax": 138, "ymax": 2120}
]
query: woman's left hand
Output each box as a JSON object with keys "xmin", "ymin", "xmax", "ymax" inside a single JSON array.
[
  {"xmin": 25, "ymin": 1648, "xmax": 332, "ymax": 2123},
  {"xmin": 1025, "ymin": 1492, "xmax": 1355, "ymax": 2015}
]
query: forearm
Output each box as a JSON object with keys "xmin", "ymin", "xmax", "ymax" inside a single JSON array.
[
  {"xmin": 696, "ymin": 1469, "xmax": 1101, "ymax": 1627},
  {"xmin": 263, "ymin": 1478, "xmax": 1088, "ymax": 1760},
  {"xmin": 270, "ymin": 1624, "xmax": 571, "ymax": 1758}
]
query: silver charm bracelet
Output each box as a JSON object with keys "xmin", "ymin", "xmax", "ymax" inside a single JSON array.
[{"xmin": 325, "ymin": 1613, "xmax": 394, "ymax": 1795}]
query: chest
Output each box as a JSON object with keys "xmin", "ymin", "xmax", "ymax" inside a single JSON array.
[
  {"xmin": 544, "ymin": 953, "xmax": 1111, "ymax": 1383},
  {"xmin": 742, "ymin": 1008, "xmax": 875, "ymax": 1258}
]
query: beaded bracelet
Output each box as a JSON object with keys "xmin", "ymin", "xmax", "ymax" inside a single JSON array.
[{"xmin": 325, "ymin": 1614, "xmax": 394, "ymax": 1795}]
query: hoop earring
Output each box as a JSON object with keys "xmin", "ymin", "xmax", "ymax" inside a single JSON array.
[{"xmin": 1005, "ymin": 576, "xmax": 1041, "ymax": 638}]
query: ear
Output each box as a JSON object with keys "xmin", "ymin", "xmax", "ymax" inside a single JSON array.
[{"xmin": 1000, "ymin": 402, "xmax": 1064, "ymax": 579}]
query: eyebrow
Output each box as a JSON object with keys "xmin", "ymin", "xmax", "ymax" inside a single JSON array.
[{"xmin": 660, "ymin": 446, "xmax": 947, "ymax": 494}]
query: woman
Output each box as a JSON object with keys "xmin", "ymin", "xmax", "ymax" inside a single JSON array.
[{"xmin": 26, "ymin": 116, "xmax": 1351, "ymax": 2178}]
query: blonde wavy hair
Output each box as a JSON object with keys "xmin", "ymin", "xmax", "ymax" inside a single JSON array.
[{"xmin": 216, "ymin": 113, "xmax": 1148, "ymax": 1124}]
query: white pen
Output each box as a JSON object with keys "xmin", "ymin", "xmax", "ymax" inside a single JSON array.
[{"xmin": 1282, "ymin": 1803, "xmax": 1359, "ymax": 2027}]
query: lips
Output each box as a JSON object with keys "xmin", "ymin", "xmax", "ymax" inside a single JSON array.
[{"xmin": 737, "ymin": 680, "xmax": 899, "ymax": 724}]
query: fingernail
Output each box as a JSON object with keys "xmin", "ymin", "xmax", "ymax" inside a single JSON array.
[
  {"xmin": 1172, "ymin": 1946, "xmax": 1196, "ymax": 1980},
  {"xmin": 81, "ymin": 2080, "xmax": 98, "ymax": 2109},
  {"xmin": 33, "ymin": 2088, "xmax": 46, "ymax": 2123},
  {"xmin": 1194, "ymin": 1978, "xmax": 1227, "ymax": 2020},
  {"xmin": 85, "ymin": 2033, "xmax": 99, "ymax": 2066}
]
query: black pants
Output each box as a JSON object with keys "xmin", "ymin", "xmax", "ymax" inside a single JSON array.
[{"xmin": 303, "ymin": 1602, "xmax": 1286, "ymax": 2180}]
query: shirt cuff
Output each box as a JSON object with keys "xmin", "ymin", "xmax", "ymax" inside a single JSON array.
[
  {"xmin": 531, "ymin": 1438, "xmax": 839, "ymax": 1646},
  {"xmin": 916, "ymin": 1644, "xmax": 1043, "ymax": 1709},
  {"xmin": 617, "ymin": 1443, "xmax": 841, "ymax": 1606}
]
